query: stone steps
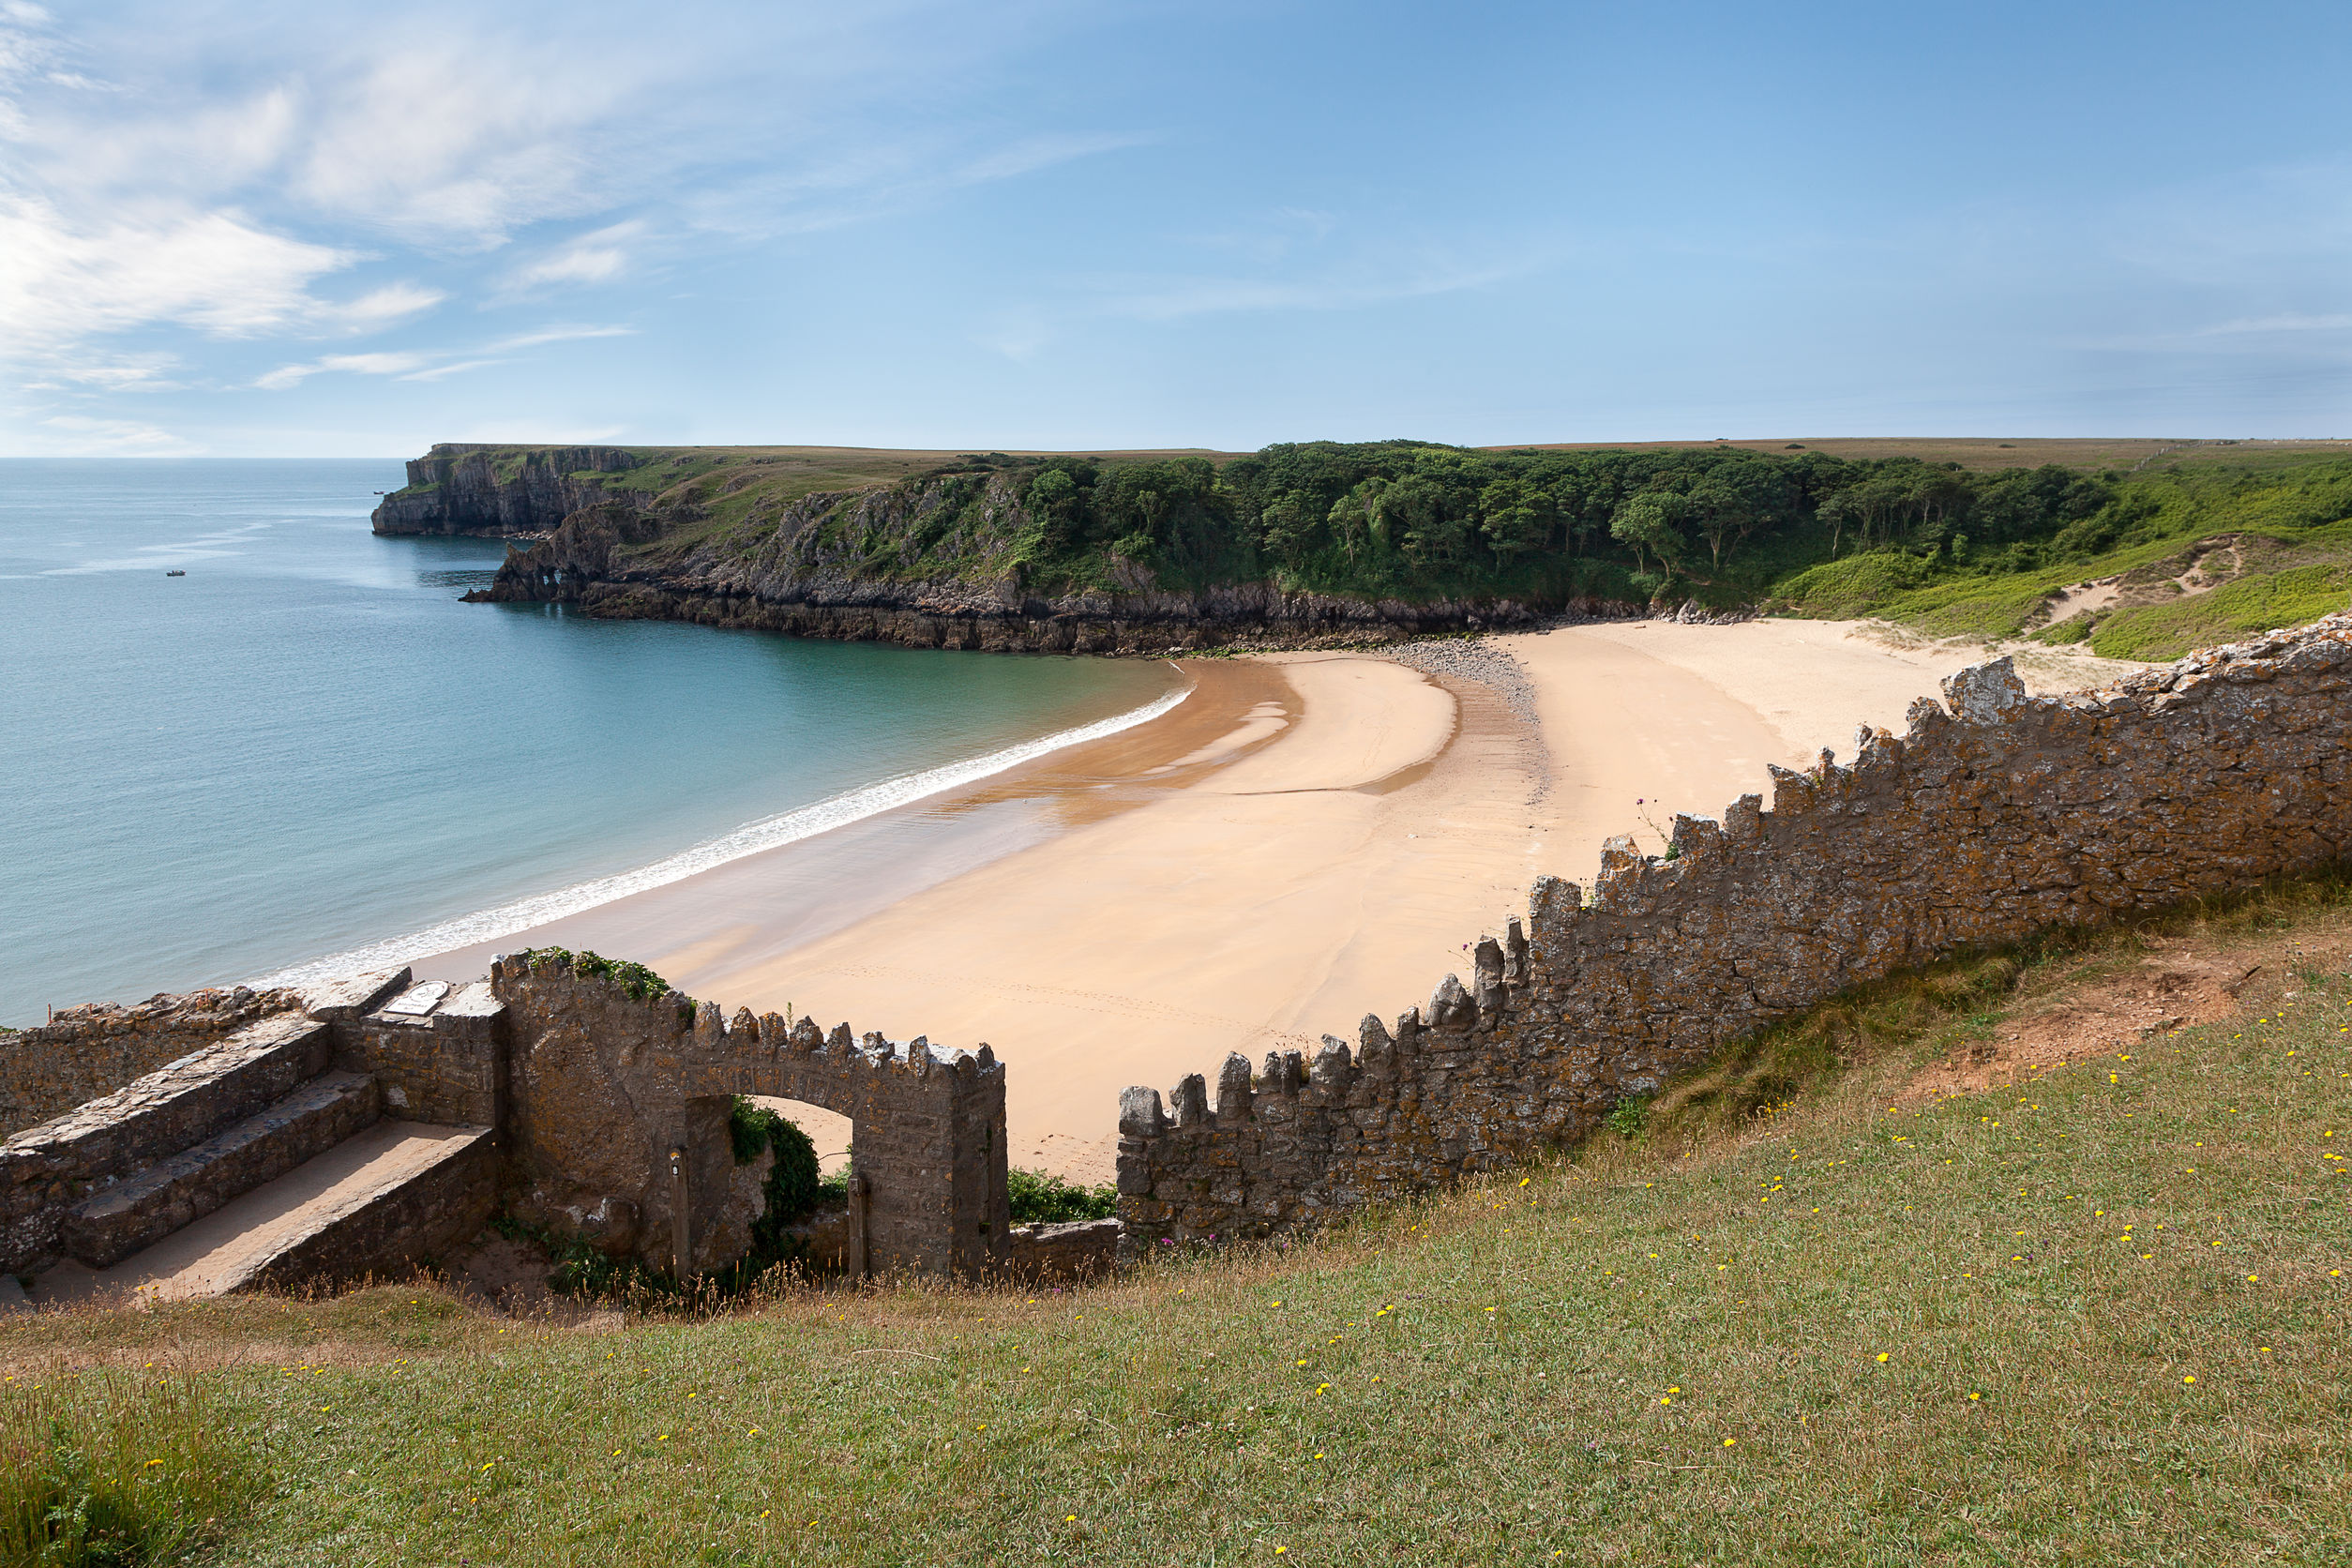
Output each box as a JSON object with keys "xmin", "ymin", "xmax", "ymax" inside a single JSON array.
[
  {"xmin": 8, "ymin": 1012, "xmax": 338, "ymax": 1178},
  {"xmin": 62, "ymin": 1071, "xmax": 383, "ymax": 1268},
  {"xmin": 35, "ymin": 1120, "xmax": 498, "ymax": 1304}
]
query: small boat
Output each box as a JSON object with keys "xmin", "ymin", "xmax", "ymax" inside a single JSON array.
[{"xmin": 165, "ymin": 569, "xmax": 185, "ymax": 577}]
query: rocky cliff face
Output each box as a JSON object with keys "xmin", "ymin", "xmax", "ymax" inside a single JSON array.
[
  {"xmin": 466, "ymin": 468, "xmax": 1559, "ymax": 653},
  {"xmin": 370, "ymin": 445, "xmax": 645, "ymax": 536}
]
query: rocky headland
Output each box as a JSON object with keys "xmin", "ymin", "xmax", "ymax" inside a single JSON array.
[{"xmin": 373, "ymin": 444, "xmax": 1626, "ymax": 654}]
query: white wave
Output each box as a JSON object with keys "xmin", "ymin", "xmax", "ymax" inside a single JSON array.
[{"xmin": 253, "ymin": 672, "xmax": 1193, "ymax": 986}]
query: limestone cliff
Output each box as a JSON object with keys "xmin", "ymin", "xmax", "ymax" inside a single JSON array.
[
  {"xmin": 470, "ymin": 472, "xmax": 1554, "ymax": 653},
  {"xmin": 370, "ymin": 444, "xmax": 647, "ymax": 536}
]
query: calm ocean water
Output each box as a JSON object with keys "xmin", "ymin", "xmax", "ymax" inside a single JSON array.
[{"xmin": 0, "ymin": 460, "xmax": 1181, "ymax": 1025}]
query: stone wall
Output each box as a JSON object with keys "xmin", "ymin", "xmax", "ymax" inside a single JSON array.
[
  {"xmin": 248, "ymin": 1127, "xmax": 502, "ymax": 1291},
  {"xmin": 492, "ymin": 955, "xmax": 1011, "ymax": 1276},
  {"xmin": 339, "ymin": 981, "xmax": 507, "ymax": 1125},
  {"xmin": 2, "ymin": 1013, "xmax": 334, "ymax": 1272},
  {"xmin": 0, "ymin": 987, "xmax": 306, "ymax": 1137},
  {"xmin": 4, "ymin": 952, "xmax": 1010, "ymax": 1285},
  {"xmin": 1004, "ymin": 1217, "xmax": 1123, "ymax": 1281},
  {"xmin": 1117, "ymin": 615, "xmax": 2352, "ymax": 1246}
]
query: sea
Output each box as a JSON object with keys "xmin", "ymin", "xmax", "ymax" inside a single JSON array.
[{"xmin": 0, "ymin": 460, "xmax": 1184, "ymax": 1027}]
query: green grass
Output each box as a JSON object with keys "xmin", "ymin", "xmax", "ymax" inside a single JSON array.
[
  {"xmin": 1773, "ymin": 467, "xmax": 2352, "ymax": 648},
  {"xmin": 2088, "ymin": 564, "xmax": 2352, "ymax": 660},
  {"xmin": 8, "ymin": 890, "xmax": 2350, "ymax": 1564},
  {"xmin": 1, "ymin": 1370, "xmax": 259, "ymax": 1566}
]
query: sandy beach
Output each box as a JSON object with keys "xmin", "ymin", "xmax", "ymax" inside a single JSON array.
[{"xmin": 415, "ymin": 621, "xmax": 2133, "ymax": 1180}]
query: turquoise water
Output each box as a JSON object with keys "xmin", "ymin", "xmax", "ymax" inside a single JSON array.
[{"xmin": 0, "ymin": 460, "xmax": 1180, "ymax": 1025}]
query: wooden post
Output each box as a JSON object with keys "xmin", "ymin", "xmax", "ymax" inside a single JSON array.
[
  {"xmin": 847, "ymin": 1172, "xmax": 869, "ymax": 1280},
  {"xmin": 669, "ymin": 1146, "xmax": 690, "ymax": 1275}
]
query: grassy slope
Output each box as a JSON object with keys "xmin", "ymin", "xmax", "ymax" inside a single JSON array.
[
  {"xmin": 1774, "ymin": 467, "xmax": 2352, "ymax": 658},
  {"xmin": 395, "ymin": 444, "xmax": 1243, "ymax": 571},
  {"xmin": 8, "ymin": 886, "xmax": 2350, "ymax": 1566},
  {"xmin": 1493, "ymin": 437, "xmax": 2352, "ymax": 475}
]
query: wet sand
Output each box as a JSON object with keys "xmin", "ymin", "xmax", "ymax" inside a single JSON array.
[{"xmin": 415, "ymin": 619, "xmax": 2132, "ymax": 1180}]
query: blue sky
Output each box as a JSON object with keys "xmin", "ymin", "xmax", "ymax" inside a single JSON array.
[{"xmin": 4, "ymin": 0, "xmax": 2350, "ymax": 456}]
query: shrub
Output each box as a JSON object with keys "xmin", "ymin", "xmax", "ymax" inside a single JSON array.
[
  {"xmin": 512, "ymin": 946, "xmax": 678, "ymax": 1004},
  {"xmin": 1605, "ymin": 1095, "xmax": 1651, "ymax": 1138},
  {"xmin": 729, "ymin": 1098, "xmax": 822, "ymax": 1234},
  {"xmin": 1006, "ymin": 1168, "xmax": 1118, "ymax": 1224}
]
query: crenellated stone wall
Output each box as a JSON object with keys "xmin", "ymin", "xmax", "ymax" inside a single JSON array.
[
  {"xmin": 1115, "ymin": 614, "xmax": 2352, "ymax": 1247},
  {"xmin": 491, "ymin": 955, "xmax": 1011, "ymax": 1277},
  {"xmin": 14, "ymin": 614, "xmax": 2349, "ymax": 1287},
  {"xmin": 5, "ymin": 955, "xmax": 1011, "ymax": 1284}
]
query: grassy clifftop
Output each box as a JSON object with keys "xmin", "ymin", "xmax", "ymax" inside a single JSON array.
[
  {"xmin": 387, "ymin": 438, "xmax": 2352, "ymax": 651},
  {"xmin": 8, "ymin": 880, "xmax": 2350, "ymax": 1564}
]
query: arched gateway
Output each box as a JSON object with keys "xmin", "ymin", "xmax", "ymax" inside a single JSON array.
[{"xmin": 489, "ymin": 954, "xmax": 1012, "ymax": 1276}]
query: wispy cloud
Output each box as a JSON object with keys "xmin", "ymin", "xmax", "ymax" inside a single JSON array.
[
  {"xmin": 1094, "ymin": 256, "xmax": 1532, "ymax": 323},
  {"xmin": 0, "ymin": 0, "xmax": 1162, "ymax": 450},
  {"xmin": 254, "ymin": 351, "xmax": 429, "ymax": 390},
  {"xmin": 694, "ymin": 129, "xmax": 1147, "ymax": 241},
  {"xmin": 2196, "ymin": 313, "xmax": 2352, "ymax": 336},
  {"xmin": 36, "ymin": 414, "xmax": 201, "ymax": 455},
  {"xmin": 489, "ymin": 324, "xmax": 636, "ymax": 352},
  {"xmin": 498, "ymin": 221, "xmax": 643, "ymax": 296},
  {"xmin": 395, "ymin": 357, "xmax": 502, "ymax": 383},
  {"xmin": 0, "ymin": 189, "xmax": 358, "ymax": 347},
  {"xmin": 255, "ymin": 324, "xmax": 633, "ymax": 388}
]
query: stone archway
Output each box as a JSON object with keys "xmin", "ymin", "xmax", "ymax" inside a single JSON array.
[{"xmin": 493, "ymin": 957, "xmax": 1008, "ymax": 1277}]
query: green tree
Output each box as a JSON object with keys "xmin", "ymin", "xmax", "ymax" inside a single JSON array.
[
  {"xmin": 1259, "ymin": 490, "xmax": 1323, "ymax": 569},
  {"xmin": 1479, "ymin": 476, "xmax": 1551, "ymax": 566},
  {"xmin": 1688, "ymin": 479, "xmax": 1756, "ymax": 570},
  {"xmin": 1609, "ymin": 491, "xmax": 1691, "ymax": 577},
  {"xmin": 1025, "ymin": 467, "xmax": 1085, "ymax": 553}
]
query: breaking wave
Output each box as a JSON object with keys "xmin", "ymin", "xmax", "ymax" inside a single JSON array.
[{"xmin": 254, "ymin": 676, "xmax": 1192, "ymax": 986}]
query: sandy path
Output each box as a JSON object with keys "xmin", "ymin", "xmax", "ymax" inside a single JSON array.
[{"xmin": 416, "ymin": 617, "xmax": 2133, "ymax": 1180}]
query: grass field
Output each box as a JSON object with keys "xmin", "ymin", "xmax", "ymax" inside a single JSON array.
[
  {"xmin": 7, "ymin": 881, "xmax": 2350, "ymax": 1566},
  {"xmin": 1495, "ymin": 437, "xmax": 2352, "ymax": 475}
]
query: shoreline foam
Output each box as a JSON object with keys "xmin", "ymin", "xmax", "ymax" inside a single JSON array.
[{"xmin": 251, "ymin": 673, "xmax": 1193, "ymax": 988}]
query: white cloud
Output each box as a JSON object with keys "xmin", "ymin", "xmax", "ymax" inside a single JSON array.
[
  {"xmin": 37, "ymin": 414, "xmax": 200, "ymax": 455},
  {"xmin": 25, "ymin": 348, "xmax": 180, "ymax": 390},
  {"xmin": 334, "ymin": 281, "xmax": 445, "ymax": 330},
  {"xmin": 287, "ymin": 46, "xmax": 635, "ymax": 245},
  {"xmin": 0, "ymin": 189, "xmax": 355, "ymax": 347},
  {"xmin": 501, "ymin": 221, "xmax": 641, "ymax": 294},
  {"xmin": 255, "ymin": 350, "xmax": 429, "ymax": 390},
  {"xmin": 255, "ymin": 323, "xmax": 630, "ymax": 388},
  {"xmin": 0, "ymin": 0, "xmax": 1155, "ymax": 450},
  {"xmin": 489, "ymin": 323, "xmax": 637, "ymax": 351},
  {"xmin": 395, "ymin": 357, "xmax": 501, "ymax": 383}
]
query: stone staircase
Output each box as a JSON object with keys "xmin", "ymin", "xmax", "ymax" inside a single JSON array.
[{"xmin": 3, "ymin": 969, "xmax": 502, "ymax": 1306}]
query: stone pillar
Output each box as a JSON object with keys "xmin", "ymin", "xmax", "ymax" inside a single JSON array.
[{"xmin": 847, "ymin": 1172, "xmax": 869, "ymax": 1280}]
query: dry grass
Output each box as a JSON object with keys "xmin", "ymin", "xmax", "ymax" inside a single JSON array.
[
  {"xmin": 1491, "ymin": 437, "xmax": 2352, "ymax": 475},
  {"xmin": 5, "ymin": 882, "xmax": 2350, "ymax": 1564}
]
